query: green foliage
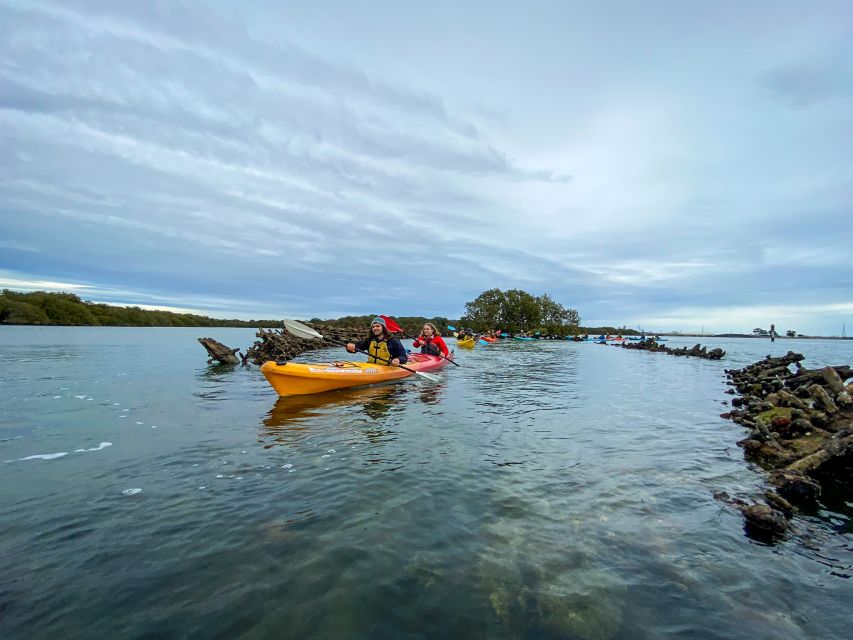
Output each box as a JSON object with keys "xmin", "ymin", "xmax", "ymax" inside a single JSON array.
[
  {"xmin": 502, "ymin": 289, "xmax": 542, "ymax": 333},
  {"xmin": 0, "ymin": 296, "xmax": 51, "ymax": 324},
  {"xmin": 582, "ymin": 326, "xmax": 640, "ymax": 336},
  {"xmin": 461, "ymin": 288, "xmax": 581, "ymax": 336},
  {"xmin": 2, "ymin": 289, "xmax": 587, "ymax": 336},
  {"xmin": 462, "ymin": 288, "xmax": 505, "ymax": 330},
  {"xmin": 0, "ymin": 290, "xmax": 284, "ymax": 328},
  {"xmin": 537, "ymin": 293, "xmax": 580, "ymax": 336}
]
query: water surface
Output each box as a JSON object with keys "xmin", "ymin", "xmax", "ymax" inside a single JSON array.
[{"xmin": 1, "ymin": 328, "xmax": 851, "ymax": 639}]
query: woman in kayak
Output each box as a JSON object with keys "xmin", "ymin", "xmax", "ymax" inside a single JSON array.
[
  {"xmin": 346, "ymin": 317, "xmax": 408, "ymax": 366},
  {"xmin": 412, "ymin": 322, "xmax": 450, "ymax": 357}
]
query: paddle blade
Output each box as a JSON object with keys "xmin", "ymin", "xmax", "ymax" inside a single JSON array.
[
  {"xmin": 380, "ymin": 315, "xmax": 403, "ymax": 333},
  {"xmin": 447, "ymin": 325, "xmax": 456, "ymax": 331},
  {"xmin": 416, "ymin": 371, "xmax": 441, "ymax": 382},
  {"xmin": 282, "ymin": 319, "xmax": 324, "ymax": 340}
]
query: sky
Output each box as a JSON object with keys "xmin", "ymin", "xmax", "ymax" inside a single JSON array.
[{"xmin": 1, "ymin": 0, "xmax": 852, "ymax": 335}]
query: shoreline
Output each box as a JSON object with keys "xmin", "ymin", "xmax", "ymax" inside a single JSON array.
[{"xmin": 3, "ymin": 324, "xmax": 851, "ymax": 341}]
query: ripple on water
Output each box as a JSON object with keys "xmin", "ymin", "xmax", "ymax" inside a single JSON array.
[{"xmin": 1, "ymin": 330, "xmax": 851, "ymax": 639}]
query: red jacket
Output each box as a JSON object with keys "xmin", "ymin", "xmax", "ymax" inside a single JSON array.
[{"xmin": 412, "ymin": 334, "xmax": 449, "ymax": 357}]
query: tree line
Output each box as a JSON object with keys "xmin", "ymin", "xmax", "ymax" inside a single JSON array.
[
  {"xmin": 460, "ymin": 288, "xmax": 585, "ymax": 336},
  {"xmin": 0, "ymin": 290, "xmax": 282, "ymax": 328},
  {"xmin": 2, "ymin": 288, "xmax": 625, "ymax": 336},
  {"xmin": 0, "ymin": 291, "xmax": 460, "ymax": 333}
]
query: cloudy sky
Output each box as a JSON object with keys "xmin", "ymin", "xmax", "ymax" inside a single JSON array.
[{"xmin": 2, "ymin": 1, "xmax": 852, "ymax": 334}]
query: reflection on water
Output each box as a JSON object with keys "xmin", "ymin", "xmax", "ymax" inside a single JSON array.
[
  {"xmin": 260, "ymin": 382, "xmax": 449, "ymax": 458},
  {"xmin": 1, "ymin": 328, "xmax": 852, "ymax": 640},
  {"xmin": 264, "ymin": 380, "xmax": 447, "ymax": 426},
  {"xmin": 264, "ymin": 383, "xmax": 408, "ymax": 427}
]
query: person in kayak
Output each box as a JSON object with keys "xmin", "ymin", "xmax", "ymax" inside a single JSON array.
[
  {"xmin": 346, "ymin": 317, "xmax": 408, "ymax": 366},
  {"xmin": 412, "ymin": 322, "xmax": 450, "ymax": 357}
]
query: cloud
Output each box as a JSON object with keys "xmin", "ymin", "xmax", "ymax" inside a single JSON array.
[
  {"xmin": 759, "ymin": 61, "xmax": 852, "ymax": 108},
  {"xmin": 1, "ymin": 1, "xmax": 851, "ymax": 335}
]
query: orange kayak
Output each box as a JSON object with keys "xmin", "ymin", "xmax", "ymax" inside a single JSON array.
[{"xmin": 261, "ymin": 353, "xmax": 449, "ymax": 396}]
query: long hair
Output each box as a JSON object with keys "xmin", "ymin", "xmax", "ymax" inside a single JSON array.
[
  {"xmin": 422, "ymin": 322, "xmax": 439, "ymax": 338},
  {"xmin": 366, "ymin": 324, "xmax": 389, "ymax": 341}
]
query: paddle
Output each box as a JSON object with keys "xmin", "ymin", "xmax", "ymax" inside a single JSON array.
[
  {"xmin": 379, "ymin": 315, "xmax": 461, "ymax": 367},
  {"xmin": 447, "ymin": 325, "xmax": 456, "ymax": 331},
  {"xmin": 282, "ymin": 319, "xmax": 441, "ymax": 382}
]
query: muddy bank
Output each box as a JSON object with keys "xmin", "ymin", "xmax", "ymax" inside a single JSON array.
[{"xmin": 718, "ymin": 351, "xmax": 853, "ymax": 541}]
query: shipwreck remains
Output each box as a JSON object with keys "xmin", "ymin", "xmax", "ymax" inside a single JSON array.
[
  {"xmin": 718, "ymin": 351, "xmax": 853, "ymax": 540},
  {"xmin": 620, "ymin": 339, "xmax": 726, "ymax": 360},
  {"xmin": 198, "ymin": 324, "xmax": 365, "ymax": 366},
  {"xmin": 243, "ymin": 325, "xmax": 362, "ymax": 365},
  {"xmin": 197, "ymin": 337, "xmax": 242, "ymax": 365}
]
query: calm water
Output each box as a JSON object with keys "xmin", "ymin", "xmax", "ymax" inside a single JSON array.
[{"xmin": 1, "ymin": 327, "xmax": 851, "ymax": 640}]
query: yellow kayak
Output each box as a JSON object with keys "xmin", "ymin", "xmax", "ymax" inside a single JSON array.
[
  {"xmin": 456, "ymin": 337, "xmax": 475, "ymax": 349},
  {"xmin": 261, "ymin": 353, "xmax": 449, "ymax": 396}
]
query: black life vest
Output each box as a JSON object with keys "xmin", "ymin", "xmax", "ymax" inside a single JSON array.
[{"xmin": 419, "ymin": 337, "xmax": 441, "ymax": 356}]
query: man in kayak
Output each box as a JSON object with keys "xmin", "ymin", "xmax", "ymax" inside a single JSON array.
[
  {"xmin": 412, "ymin": 322, "xmax": 450, "ymax": 357},
  {"xmin": 346, "ymin": 317, "xmax": 408, "ymax": 366}
]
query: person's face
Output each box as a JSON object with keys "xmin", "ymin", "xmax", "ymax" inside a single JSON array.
[
  {"xmin": 371, "ymin": 323, "xmax": 384, "ymax": 336},
  {"xmin": 422, "ymin": 324, "xmax": 434, "ymax": 337}
]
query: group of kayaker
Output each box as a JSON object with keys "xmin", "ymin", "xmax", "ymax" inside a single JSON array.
[{"xmin": 345, "ymin": 317, "xmax": 450, "ymax": 366}]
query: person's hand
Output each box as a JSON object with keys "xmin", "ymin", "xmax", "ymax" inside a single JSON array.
[
  {"xmin": 346, "ymin": 343, "xmax": 356, "ymax": 353},
  {"xmin": 391, "ymin": 358, "xmax": 400, "ymax": 366}
]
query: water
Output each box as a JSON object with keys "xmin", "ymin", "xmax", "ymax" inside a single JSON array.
[{"xmin": 1, "ymin": 327, "xmax": 851, "ymax": 639}]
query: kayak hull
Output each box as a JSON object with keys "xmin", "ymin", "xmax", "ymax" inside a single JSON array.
[
  {"xmin": 261, "ymin": 353, "xmax": 448, "ymax": 396},
  {"xmin": 457, "ymin": 338, "xmax": 475, "ymax": 348}
]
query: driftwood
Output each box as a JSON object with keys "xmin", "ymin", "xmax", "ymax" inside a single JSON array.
[
  {"xmin": 243, "ymin": 325, "xmax": 364, "ymax": 365},
  {"xmin": 719, "ymin": 351, "xmax": 853, "ymax": 540},
  {"xmin": 198, "ymin": 324, "xmax": 406, "ymax": 367},
  {"xmin": 620, "ymin": 339, "xmax": 726, "ymax": 360},
  {"xmin": 197, "ymin": 337, "xmax": 241, "ymax": 364}
]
